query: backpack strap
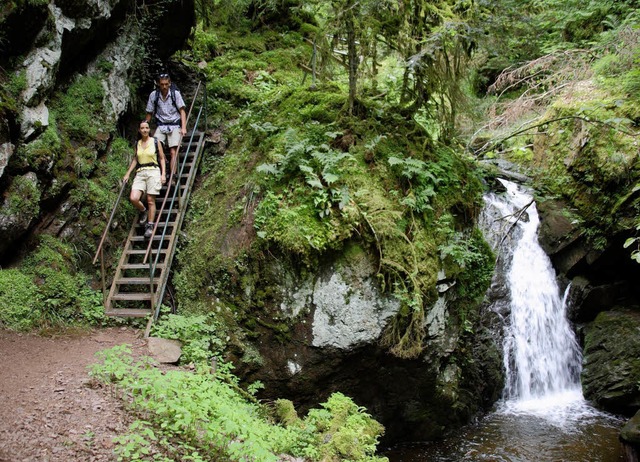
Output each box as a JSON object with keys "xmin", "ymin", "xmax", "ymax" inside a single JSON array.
[
  {"xmin": 152, "ymin": 86, "xmax": 180, "ymax": 122},
  {"xmin": 135, "ymin": 138, "xmax": 160, "ymax": 170}
]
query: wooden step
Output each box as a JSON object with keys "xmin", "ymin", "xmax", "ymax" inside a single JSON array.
[
  {"xmin": 111, "ymin": 292, "xmax": 152, "ymax": 301},
  {"xmin": 115, "ymin": 277, "xmax": 161, "ymax": 285},
  {"xmin": 105, "ymin": 308, "xmax": 151, "ymax": 318},
  {"xmin": 120, "ymin": 263, "xmax": 165, "ymax": 270},
  {"xmin": 130, "ymin": 236, "xmax": 167, "ymax": 242},
  {"xmin": 136, "ymin": 221, "xmax": 176, "ymax": 228},
  {"xmin": 125, "ymin": 249, "xmax": 168, "ymax": 255}
]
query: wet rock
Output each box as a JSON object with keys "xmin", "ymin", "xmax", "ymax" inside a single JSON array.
[
  {"xmin": 581, "ymin": 308, "xmax": 640, "ymax": 416},
  {"xmin": 566, "ymin": 276, "xmax": 630, "ymax": 323},
  {"xmin": 621, "ymin": 410, "xmax": 640, "ymax": 445}
]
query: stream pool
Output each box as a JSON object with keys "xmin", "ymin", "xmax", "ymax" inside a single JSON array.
[{"xmin": 383, "ymin": 395, "xmax": 624, "ymax": 462}]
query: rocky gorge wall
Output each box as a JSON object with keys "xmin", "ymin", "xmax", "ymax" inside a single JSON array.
[
  {"xmin": 0, "ymin": 0, "xmax": 194, "ymax": 262},
  {"xmin": 225, "ymin": 242, "xmax": 504, "ymax": 445}
]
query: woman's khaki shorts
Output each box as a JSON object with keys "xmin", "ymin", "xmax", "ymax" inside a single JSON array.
[{"xmin": 132, "ymin": 168, "xmax": 162, "ymax": 195}]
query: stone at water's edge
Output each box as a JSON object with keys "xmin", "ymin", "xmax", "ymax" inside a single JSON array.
[
  {"xmin": 581, "ymin": 308, "xmax": 640, "ymax": 416},
  {"xmin": 621, "ymin": 410, "xmax": 640, "ymax": 445},
  {"xmin": 621, "ymin": 410, "xmax": 640, "ymax": 462}
]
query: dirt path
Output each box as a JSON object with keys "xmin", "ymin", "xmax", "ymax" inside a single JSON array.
[{"xmin": 0, "ymin": 327, "xmax": 146, "ymax": 462}]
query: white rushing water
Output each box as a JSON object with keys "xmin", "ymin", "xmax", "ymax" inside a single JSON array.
[{"xmin": 485, "ymin": 180, "xmax": 597, "ymax": 425}]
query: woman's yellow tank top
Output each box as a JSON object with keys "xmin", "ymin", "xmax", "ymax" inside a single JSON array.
[{"xmin": 136, "ymin": 139, "xmax": 157, "ymax": 166}]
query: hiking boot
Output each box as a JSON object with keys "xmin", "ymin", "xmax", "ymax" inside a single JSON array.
[
  {"xmin": 138, "ymin": 209, "xmax": 148, "ymax": 225},
  {"xmin": 144, "ymin": 222, "xmax": 154, "ymax": 239}
]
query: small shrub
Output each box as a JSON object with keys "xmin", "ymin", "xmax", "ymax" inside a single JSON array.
[
  {"xmin": 151, "ymin": 313, "xmax": 227, "ymax": 364},
  {"xmin": 0, "ymin": 270, "xmax": 41, "ymax": 330}
]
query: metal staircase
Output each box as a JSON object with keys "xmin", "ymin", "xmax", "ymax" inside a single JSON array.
[{"xmin": 93, "ymin": 81, "xmax": 206, "ymax": 329}]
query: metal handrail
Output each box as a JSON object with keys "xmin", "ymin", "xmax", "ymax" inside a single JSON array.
[
  {"xmin": 92, "ymin": 179, "xmax": 129, "ymax": 300},
  {"xmin": 93, "ymin": 180, "xmax": 128, "ymax": 265}
]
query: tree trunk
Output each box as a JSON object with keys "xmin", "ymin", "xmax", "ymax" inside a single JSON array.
[{"xmin": 345, "ymin": 2, "xmax": 358, "ymax": 115}]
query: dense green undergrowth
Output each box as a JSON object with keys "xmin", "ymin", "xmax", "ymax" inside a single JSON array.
[
  {"xmin": 175, "ymin": 21, "xmax": 493, "ymax": 359},
  {"xmin": 90, "ymin": 345, "xmax": 387, "ymax": 462},
  {"xmin": 0, "ymin": 235, "xmax": 110, "ymax": 330}
]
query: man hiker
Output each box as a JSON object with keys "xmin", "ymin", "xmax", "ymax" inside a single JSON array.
[{"xmin": 145, "ymin": 73, "xmax": 187, "ymax": 185}]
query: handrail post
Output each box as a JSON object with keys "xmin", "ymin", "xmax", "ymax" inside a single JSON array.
[{"xmin": 100, "ymin": 247, "xmax": 106, "ymax": 303}]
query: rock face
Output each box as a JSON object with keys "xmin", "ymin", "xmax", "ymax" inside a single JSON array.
[
  {"xmin": 581, "ymin": 309, "xmax": 640, "ymax": 415},
  {"xmin": 0, "ymin": 0, "xmax": 194, "ymax": 262},
  {"xmin": 234, "ymin": 243, "xmax": 503, "ymax": 445}
]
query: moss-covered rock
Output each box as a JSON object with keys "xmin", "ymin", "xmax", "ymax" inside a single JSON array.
[{"xmin": 582, "ymin": 308, "xmax": 640, "ymax": 415}]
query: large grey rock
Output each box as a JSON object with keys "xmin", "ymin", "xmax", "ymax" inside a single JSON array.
[
  {"xmin": 20, "ymin": 101, "xmax": 49, "ymax": 139},
  {"xmin": 87, "ymin": 19, "xmax": 141, "ymax": 124},
  {"xmin": 621, "ymin": 410, "xmax": 640, "ymax": 445},
  {"xmin": 582, "ymin": 308, "xmax": 640, "ymax": 415},
  {"xmin": 310, "ymin": 265, "xmax": 399, "ymax": 349},
  {"xmin": 21, "ymin": 4, "xmax": 70, "ymax": 106},
  {"xmin": 231, "ymin": 243, "xmax": 503, "ymax": 445},
  {"xmin": 147, "ymin": 337, "xmax": 182, "ymax": 364}
]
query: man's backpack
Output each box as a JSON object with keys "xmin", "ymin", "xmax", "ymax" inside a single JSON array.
[{"xmin": 153, "ymin": 82, "xmax": 181, "ymax": 124}]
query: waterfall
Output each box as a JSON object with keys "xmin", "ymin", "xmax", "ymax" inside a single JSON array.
[{"xmin": 481, "ymin": 179, "xmax": 587, "ymax": 419}]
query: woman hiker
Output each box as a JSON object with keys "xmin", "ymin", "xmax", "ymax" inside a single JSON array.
[{"xmin": 123, "ymin": 120, "xmax": 167, "ymax": 239}]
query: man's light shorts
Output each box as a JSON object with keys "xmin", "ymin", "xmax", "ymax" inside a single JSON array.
[
  {"xmin": 132, "ymin": 168, "xmax": 162, "ymax": 195},
  {"xmin": 154, "ymin": 127, "xmax": 181, "ymax": 149}
]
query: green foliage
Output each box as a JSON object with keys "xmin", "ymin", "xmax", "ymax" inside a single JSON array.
[
  {"xmin": 19, "ymin": 121, "xmax": 62, "ymax": 172},
  {"xmin": 151, "ymin": 314, "xmax": 227, "ymax": 365},
  {"xmin": 0, "ymin": 270, "xmax": 41, "ymax": 330},
  {"xmin": 90, "ymin": 346, "xmax": 387, "ymax": 462},
  {"xmin": 299, "ymin": 392, "xmax": 387, "ymax": 461},
  {"xmin": 176, "ymin": 15, "xmax": 488, "ymax": 360},
  {"xmin": 0, "ymin": 235, "xmax": 111, "ymax": 329},
  {"xmin": 439, "ymin": 227, "xmax": 495, "ymax": 300},
  {"xmin": 2, "ymin": 173, "xmax": 41, "ymax": 218},
  {"xmin": 0, "ymin": 70, "xmax": 26, "ymax": 114},
  {"xmin": 256, "ymin": 128, "xmax": 354, "ymax": 218},
  {"xmin": 53, "ymin": 75, "xmax": 106, "ymax": 141}
]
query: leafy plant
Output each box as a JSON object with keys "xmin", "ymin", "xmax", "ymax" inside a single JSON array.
[
  {"xmin": 257, "ymin": 128, "xmax": 354, "ymax": 217},
  {"xmin": 90, "ymin": 346, "xmax": 388, "ymax": 462},
  {"xmin": 0, "ymin": 269, "xmax": 42, "ymax": 330},
  {"xmin": 150, "ymin": 313, "xmax": 227, "ymax": 365}
]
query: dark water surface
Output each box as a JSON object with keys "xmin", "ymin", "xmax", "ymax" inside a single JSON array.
[{"xmin": 384, "ymin": 399, "xmax": 624, "ymax": 462}]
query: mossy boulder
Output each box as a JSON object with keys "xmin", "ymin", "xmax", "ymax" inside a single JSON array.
[
  {"xmin": 621, "ymin": 409, "xmax": 640, "ymax": 445},
  {"xmin": 581, "ymin": 308, "xmax": 640, "ymax": 415}
]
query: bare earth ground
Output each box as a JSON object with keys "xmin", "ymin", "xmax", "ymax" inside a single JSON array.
[{"xmin": 0, "ymin": 327, "xmax": 146, "ymax": 462}]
